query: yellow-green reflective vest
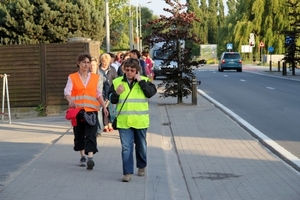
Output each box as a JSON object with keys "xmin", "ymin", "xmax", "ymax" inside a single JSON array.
[{"xmin": 113, "ymin": 77, "xmax": 149, "ymax": 129}]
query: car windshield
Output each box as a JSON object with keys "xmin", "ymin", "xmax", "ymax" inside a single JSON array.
[
  {"xmin": 153, "ymin": 49, "xmax": 172, "ymax": 60},
  {"xmin": 224, "ymin": 53, "xmax": 240, "ymax": 59}
]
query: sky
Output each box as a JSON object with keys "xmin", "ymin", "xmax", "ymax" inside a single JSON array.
[{"xmin": 143, "ymin": 0, "xmax": 228, "ymax": 16}]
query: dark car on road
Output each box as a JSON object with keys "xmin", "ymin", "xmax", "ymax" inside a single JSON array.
[
  {"xmin": 152, "ymin": 59, "xmax": 177, "ymax": 80},
  {"xmin": 218, "ymin": 52, "xmax": 242, "ymax": 72}
]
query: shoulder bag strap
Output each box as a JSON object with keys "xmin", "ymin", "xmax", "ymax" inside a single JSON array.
[{"xmin": 115, "ymin": 82, "xmax": 136, "ymax": 118}]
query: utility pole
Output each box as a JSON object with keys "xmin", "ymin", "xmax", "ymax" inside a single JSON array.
[
  {"xmin": 105, "ymin": 0, "xmax": 110, "ymax": 52},
  {"xmin": 136, "ymin": 0, "xmax": 139, "ymax": 50},
  {"xmin": 139, "ymin": 5, "xmax": 142, "ymax": 51},
  {"xmin": 129, "ymin": 0, "xmax": 133, "ymax": 50}
]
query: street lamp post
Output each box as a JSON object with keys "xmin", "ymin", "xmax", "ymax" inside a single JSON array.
[
  {"xmin": 129, "ymin": 0, "xmax": 133, "ymax": 50},
  {"xmin": 136, "ymin": 0, "xmax": 139, "ymax": 50},
  {"xmin": 105, "ymin": 0, "xmax": 110, "ymax": 52},
  {"xmin": 130, "ymin": 0, "xmax": 151, "ymax": 51},
  {"xmin": 139, "ymin": 5, "xmax": 142, "ymax": 51},
  {"xmin": 138, "ymin": 1, "xmax": 152, "ymax": 51}
]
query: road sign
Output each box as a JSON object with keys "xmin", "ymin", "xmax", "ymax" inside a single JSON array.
[
  {"xmin": 260, "ymin": 41, "xmax": 265, "ymax": 48},
  {"xmin": 249, "ymin": 33, "xmax": 255, "ymax": 47},
  {"xmin": 268, "ymin": 46, "xmax": 274, "ymax": 53},
  {"xmin": 249, "ymin": 39, "xmax": 255, "ymax": 47},
  {"xmin": 227, "ymin": 43, "xmax": 233, "ymax": 50}
]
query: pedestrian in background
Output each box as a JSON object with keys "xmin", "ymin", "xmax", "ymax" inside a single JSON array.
[
  {"xmin": 109, "ymin": 52, "xmax": 121, "ymax": 72},
  {"xmin": 64, "ymin": 52, "xmax": 108, "ymax": 170},
  {"xmin": 108, "ymin": 58, "xmax": 157, "ymax": 182},
  {"xmin": 117, "ymin": 51, "xmax": 132, "ymax": 76},
  {"xmin": 90, "ymin": 57, "xmax": 107, "ymax": 136},
  {"xmin": 130, "ymin": 49, "xmax": 149, "ymax": 77},
  {"xmin": 142, "ymin": 50, "xmax": 154, "ymax": 82},
  {"xmin": 99, "ymin": 53, "xmax": 118, "ymax": 132}
]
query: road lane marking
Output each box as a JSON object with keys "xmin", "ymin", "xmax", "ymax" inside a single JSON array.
[
  {"xmin": 266, "ymin": 87, "xmax": 275, "ymax": 90},
  {"xmin": 197, "ymin": 89, "xmax": 300, "ymax": 173},
  {"xmin": 240, "ymin": 79, "xmax": 246, "ymax": 82}
]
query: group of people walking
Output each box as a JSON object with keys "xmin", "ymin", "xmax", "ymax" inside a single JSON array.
[{"xmin": 64, "ymin": 50, "xmax": 157, "ymax": 182}]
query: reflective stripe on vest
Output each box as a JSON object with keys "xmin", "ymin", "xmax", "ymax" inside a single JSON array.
[
  {"xmin": 118, "ymin": 98, "xmax": 148, "ymax": 104},
  {"xmin": 70, "ymin": 72, "xmax": 100, "ymax": 112}
]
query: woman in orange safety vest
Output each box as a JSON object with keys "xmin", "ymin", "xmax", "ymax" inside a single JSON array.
[{"xmin": 64, "ymin": 52, "xmax": 108, "ymax": 170}]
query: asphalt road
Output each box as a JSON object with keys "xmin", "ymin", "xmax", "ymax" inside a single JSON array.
[{"xmin": 194, "ymin": 66, "xmax": 300, "ymax": 160}]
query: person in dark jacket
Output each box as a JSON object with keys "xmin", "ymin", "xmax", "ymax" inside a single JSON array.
[
  {"xmin": 117, "ymin": 51, "xmax": 132, "ymax": 77},
  {"xmin": 130, "ymin": 49, "xmax": 149, "ymax": 77}
]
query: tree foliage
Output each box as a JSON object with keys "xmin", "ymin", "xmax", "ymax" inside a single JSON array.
[
  {"xmin": 0, "ymin": 0, "xmax": 105, "ymax": 44},
  {"xmin": 183, "ymin": 0, "xmax": 299, "ymax": 60},
  {"xmin": 110, "ymin": 5, "xmax": 155, "ymax": 51},
  {"xmin": 145, "ymin": 0, "xmax": 203, "ymax": 103}
]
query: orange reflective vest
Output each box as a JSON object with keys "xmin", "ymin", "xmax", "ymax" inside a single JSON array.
[{"xmin": 70, "ymin": 72, "xmax": 100, "ymax": 112}]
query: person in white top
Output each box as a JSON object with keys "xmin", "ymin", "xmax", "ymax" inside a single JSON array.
[{"xmin": 109, "ymin": 53, "xmax": 121, "ymax": 72}]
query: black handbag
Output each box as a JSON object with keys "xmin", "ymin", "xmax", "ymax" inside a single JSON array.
[
  {"xmin": 112, "ymin": 118, "xmax": 118, "ymax": 130},
  {"xmin": 112, "ymin": 83, "xmax": 135, "ymax": 130}
]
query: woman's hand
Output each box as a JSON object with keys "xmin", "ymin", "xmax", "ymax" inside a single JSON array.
[
  {"xmin": 116, "ymin": 84, "xmax": 125, "ymax": 95},
  {"xmin": 103, "ymin": 107, "xmax": 109, "ymax": 117},
  {"xmin": 68, "ymin": 101, "xmax": 76, "ymax": 108}
]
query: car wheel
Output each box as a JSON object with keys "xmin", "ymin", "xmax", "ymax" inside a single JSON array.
[
  {"xmin": 220, "ymin": 68, "xmax": 223, "ymax": 72},
  {"xmin": 237, "ymin": 69, "xmax": 242, "ymax": 72}
]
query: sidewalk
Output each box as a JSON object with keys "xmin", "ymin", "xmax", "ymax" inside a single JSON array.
[
  {"xmin": 243, "ymin": 64, "xmax": 300, "ymax": 81},
  {"xmin": 0, "ymin": 82, "xmax": 300, "ymax": 199}
]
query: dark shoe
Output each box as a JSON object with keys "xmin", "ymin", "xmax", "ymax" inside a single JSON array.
[
  {"xmin": 79, "ymin": 156, "xmax": 86, "ymax": 167},
  {"xmin": 122, "ymin": 174, "xmax": 131, "ymax": 182},
  {"xmin": 87, "ymin": 159, "xmax": 95, "ymax": 170},
  {"xmin": 137, "ymin": 168, "xmax": 145, "ymax": 176}
]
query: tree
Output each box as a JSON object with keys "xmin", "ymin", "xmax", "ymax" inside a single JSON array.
[
  {"xmin": 0, "ymin": 0, "xmax": 105, "ymax": 44},
  {"xmin": 110, "ymin": 5, "xmax": 155, "ymax": 51},
  {"xmin": 283, "ymin": 0, "xmax": 300, "ymax": 74},
  {"xmin": 145, "ymin": 0, "xmax": 203, "ymax": 103},
  {"xmin": 213, "ymin": 0, "xmax": 292, "ymax": 61},
  {"xmin": 207, "ymin": 0, "xmax": 218, "ymax": 44},
  {"xmin": 186, "ymin": 0, "xmax": 203, "ymax": 56}
]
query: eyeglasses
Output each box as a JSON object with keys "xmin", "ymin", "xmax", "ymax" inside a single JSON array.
[{"xmin": 125, "ymin": 68, "xmax": 136, "ymax": 73}]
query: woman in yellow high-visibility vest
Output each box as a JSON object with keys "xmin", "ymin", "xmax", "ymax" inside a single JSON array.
[{"xmin": 108, "ymin": 58, "xmax": 157, "ymax": 182}]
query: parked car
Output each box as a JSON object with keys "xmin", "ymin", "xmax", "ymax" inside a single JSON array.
[
  {"xmin": 218, "ymin": 52, "xmax": 242, "ymax": 72},
  {"xmin": 199, "ymin": 59, "xmax": 206, "ymax": 66},
  {"xmin": 152, "ymin": 59, "xmax": 177, "ymax": 80}
]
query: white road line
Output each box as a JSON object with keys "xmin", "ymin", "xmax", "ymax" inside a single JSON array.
[
  {"xmin": 240, "ymin": 79, "xmax": 246, "ymax": 82},
  {"xmin": 224, "ymin": 75, "xmax": 228, "ymax": 77},
  {"xmin": 266, "ymin": 87, "xmax": 275, "ymax": 90},
  {"xmin": 197, "ymin": 89, "xmax": 300, "ymax": 172}
]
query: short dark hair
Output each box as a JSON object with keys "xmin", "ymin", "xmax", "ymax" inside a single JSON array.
[
  {"xmin": 109, "ymin": 52, "xmax": 116, "ymax": 59},
  {"xmin": 123, "ymin": 58, "xmax": 141, "ymax": 72},
  {"xmin": 130, "ymin": 49, "xmax": 141, "ymax": 59},
  {"xmin": 77, "ymin": 52, "xmax": 91, "ymax": 68},
  {"xmin": 141, "ymin": 50, "xmax": 149, "ymax": 57}
]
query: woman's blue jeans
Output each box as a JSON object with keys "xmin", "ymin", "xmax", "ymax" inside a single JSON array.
[{"xmin": 119, "ymin": 128, "xmax": 147, "ymax": 175}]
